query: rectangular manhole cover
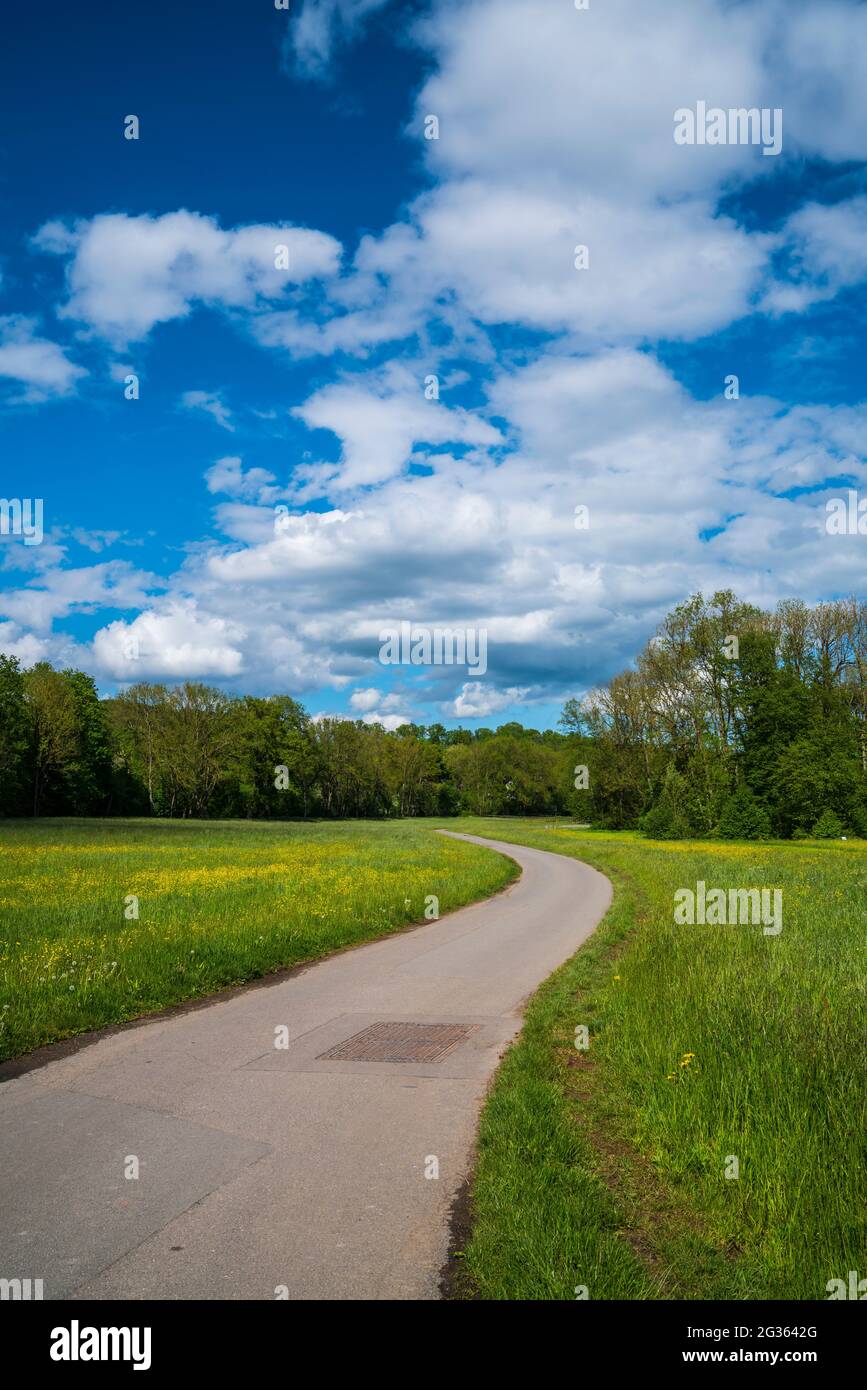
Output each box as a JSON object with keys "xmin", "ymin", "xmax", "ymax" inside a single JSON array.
[{"xmin": 317, "ymin": 1021, "xmax": 478, "ymax": 1064}]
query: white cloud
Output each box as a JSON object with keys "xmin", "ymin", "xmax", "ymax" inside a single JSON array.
[
  {"xmin": 0, "ymin": 560, "xmax": 158, "ymax": 632},
  {"xmin": 0, "ymin": 316, "xmax": 86, "ymax": 399},
  {"xmin": 353, "ymin": 183, "xmax": 770, "ymax": 345},
  {"xmin": 452, "ymin": 682, "xmax": 531, "ymax": 719},
  {"xmin": 350, "ymin": 687, "xmax": 405, "ymax": 721},
  {"xmin": 34, "ymin": 211, "xmax": 341, "ymax": 347},
  {"xmin": 349, "ymin": 686, "xmax": 384, "ymax": 712},
  {"xmin": 0, "ymin": 621, "xmax": 52, "ymax": 666},
  {"xmin": 416, "ymin": 0, "xmax": 867, "ymax": 186},
  {"xmin": 775, "ymin": 0, "xmax": 867, "ymax": 164},
  {"xmin": 284, "ymin": 0, "xmax": 391, "ymax": 78},
  {"xmin": 205, "ymin": 456, "xmax": 279, "ymax": 502},
  {"xmin": 292, "ymin": 364, "xmax": 502, "ymax": 488},
  {"xmin": 91, "ymin": 600, "xmax": 245, "ymax": 679},
  {"xmin": 414, "ymin": 0, "xmax": 772, "ymax": 200},
  {"xmin": 9, "ymin": 0, "xmax": 867, "ymax": 720},
  {"xmin": 7, "ymin": 354, "xmax": 866, "ymax": 708},
  {"xmin": 9, "ymin": 349, "xmax": 828, "ymax": 708},
  {"xmin": 258, "ymin": 0, "xmax": 867, "ymax": 360},
  {"xmin": 763, "ymin": 196, "xmax": 867, "ymax": 315},
  {"xmin": 181, "ymin": 389, "xmax": 235, "ymax": 431},
  {"xmin": 360, "ymin": 711, "xmax": 409, "ymax": 731},
  {"xmin": 69, "ymin": 529, "xmax": 123, "ymax": 553}
]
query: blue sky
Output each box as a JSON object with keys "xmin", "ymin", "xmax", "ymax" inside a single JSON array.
[{"xmin": 1, "ymin": 0, "xmax": 866, "ymax": 730}]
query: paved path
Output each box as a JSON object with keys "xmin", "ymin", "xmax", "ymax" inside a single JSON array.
[{"xmin": 0, "ymin": 832, "xmax": 611, "ymax": 1301}]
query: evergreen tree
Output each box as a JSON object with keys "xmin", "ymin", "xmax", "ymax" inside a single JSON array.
[
  {"xmin": 0, "ymin": 655, "xmax": 30, "ymax": 816},
  {"xmin": 640, "ymin": 764, "xmax": 693, "ymax": 840},
  {"xmin": 811, "ymin": 808, "xmax": 844, "ymax": 839},
  {"xmin": 717, "ymin": 784, "xmax": 773, "ymax": 840},
  {"xmin": 60, "ymin": 669, "xmax": 114, "ymax": 814}
]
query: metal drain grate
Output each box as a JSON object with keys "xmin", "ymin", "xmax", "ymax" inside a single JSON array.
[{"xmin": 317, "ymin": 1021, "xmax": 478, "ymax": 1064}]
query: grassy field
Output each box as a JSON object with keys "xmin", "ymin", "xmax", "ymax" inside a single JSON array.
[
  {"xmin": 443, "ymin": 819, "xmax": 865, "ymax": 1302},
  {"xmin": 1, "ymin": 814, "xmax": 862, "ymax": 1301},
  {"xmin": 0, "ymin": 817, "xmax": 517, "ymax": 1061}
]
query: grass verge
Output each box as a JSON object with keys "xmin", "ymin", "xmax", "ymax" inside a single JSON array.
[{"xmin": 441, "ymin": 818, "xmax": 865, "ymax": 1302}]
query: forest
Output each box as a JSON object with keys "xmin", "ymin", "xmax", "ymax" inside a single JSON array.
[{"xmin": 1, "ymin": 591, "xmax": 865, "ymax": 839}]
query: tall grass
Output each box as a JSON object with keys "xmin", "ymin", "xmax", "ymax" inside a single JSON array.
[
  {"xmin": 0, "ymin": 817, "xmax": 517, "ymax": 1061},
  {"xmin": 446, "ymin": 819, "xmax": 866, "ymax": 1301}
]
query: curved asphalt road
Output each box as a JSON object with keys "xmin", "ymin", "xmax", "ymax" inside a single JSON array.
[{"xmin": 0, "ymin": 832, "xmax": 611, "ymax": 1301}]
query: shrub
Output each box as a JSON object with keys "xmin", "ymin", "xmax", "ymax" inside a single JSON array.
[
  {"xmin": 811, "ymin": 808, "xmax": 844, "ymax": 839},
  {"xmin": 640, "ymin": 765, "xmax": 693, "ymax": 840},
  {"xmin": 717, "ymin": 784, "xmax": 772, "ymax": 841},
  {"xmin": 848, "ymin": 803, "xmax": 867, "ymax": 839}
]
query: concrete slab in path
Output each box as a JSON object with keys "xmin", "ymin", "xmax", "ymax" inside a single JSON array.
[{"xmin": 0, "ymin": 831, "xmax": 611, "ymax": 1301}]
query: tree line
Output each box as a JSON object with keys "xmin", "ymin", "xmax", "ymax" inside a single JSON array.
[
  {"xmin": 0, "ymin": 658, "xmax": 582, "ymax": 821},
  {"xmin": 564, "ymin": 590, "xmax": 867, "ymax": 839},
  {"xmin": 1, "ymin": 590, "xmax": 865, "ymax": 837}
]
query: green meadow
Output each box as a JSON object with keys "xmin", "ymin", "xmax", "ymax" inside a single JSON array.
[
  {"xmin": 0, "ymin": 814, "xmax": 862, "ymax": 1301},
  {"xmin": 0, "ymin": 817, "xmax": 516, "ymax": 1061},
  {"xmin": 446, "ymin": 819, "xmax": 865, "ymax": 1302}
]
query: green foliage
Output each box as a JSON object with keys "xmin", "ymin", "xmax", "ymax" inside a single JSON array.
[
  {"xmin": 2, "ymin": 589, "xmax": 866, "ymax": 831},
  {"xmin": 849, "ymin": 803, "xmax": 867, "ymax": 838},
  {"xmin": 23, "ymin": 663, "xmax": 79, "ymax": 816},
  {"xmin": 680, "ymin": 747, "xmax": 731, "ymax": 836},
  {"xmin": 811, "ymin": 808, "xmax": 844, "ymax": 839},
  {"xmin": 773, "ymin": 732, "xmax": 861, "ymax": 836},
  {"xmin": 59, "ymin": 669, "xmax": 114, "ymax": 814},
  {"xmin": 639, "ymin": 764, "xmax": 693, "ymax": 840},
  {"xmin": 568, "ymin": 592, "xmax": 867, "ymax": 841},
  {"xmin": 716, "ymin": 784, "xmax": 773, "ymax": 840},
  {"xmin": 0, "ymin": 655, "xmax": 30, "ymax": 815}
]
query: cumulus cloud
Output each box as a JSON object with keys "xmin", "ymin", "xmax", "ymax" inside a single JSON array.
[
  {"xmin": 26, "ymin": 4, "xmax": 867, "ymax": 371},
  {"xmin": 51, "ymin": 350, "xmax": 858, "ymax": 708},
  {"xmin": 91, "ymin": 600, "xmax": 246, "ymax": 680},
  {"xmin": 348, "ymin": 688, "xmax": 407, "ymax": 726},
  {"xmin": 9, "ymin": 358, "xmax": 867, "ymax": 710},
  {"xmin": 342, "ymin": 184, "xmax": 771, "ymax": 347},
  {"xmin": 414, "ymin": 0, "xmax": 773, "ymax": 199},
  {"xmin": 0, "ymin": 316, "xmax": 86, "ymax": 400},
  {"xmin": 292, "ymin": 364, "xmax": 503, "ymax": 488},
  {"xmin": 361, "ymin": 710, "xmax": 409, "ymax": 730},
  {"xmin": 415, "ymin": 0, "xmax": 867, "ymax": 185},
  {"xmin": 310, "ymin": 704, "xmax": 408, "ymax": 730},
  {"xmin": 764, "ymin": 196, "xmax": 867, "ymax": 315},
  {"xmin": 8, "ymin": 0, "xmax": 867, "ymax": 723},
  {"xmin": 452, "ymin": 682, "xmax": 531, "ymax": 718},
  {"xmin": 774, "ymin": 0, "xmax": 867, "ymax": 163},
  {"xmin": 0, "ymin": 560, "xmax": 159, "ymax": 632},
  {"xmin": 350, "ymin": 686, "xmax": 388, "ymax": 712},
  {"xmin": 260, "ymin": 0, "xmax": 867, "ymax": 361},
  {"xmin": 205, "ymin": 456, "xmax": 280, "ymax": 504},
  {"xmin": 34, "ymin": 211, "xmax": 341, "ymax": 347}
]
